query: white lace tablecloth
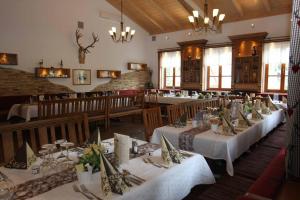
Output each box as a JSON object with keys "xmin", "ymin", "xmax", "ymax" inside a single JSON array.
[
  {"xmin": 1, "ymin": 138, "xmax": 215, "ymax": 200},
  {"xmin": 7, "ymin": 104, "xmax": 38, "ymax": 122},
  {"xmin": 151, "ymin": 110, "xmax": 285, "ymax": 176}
]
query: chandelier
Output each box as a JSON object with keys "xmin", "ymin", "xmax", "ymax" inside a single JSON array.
[
  {"xmin": 109, "ymin": 0, "xmax": 135, "ymax": 43},
  {"xmin": 188, "ymin": 0, "xmax": 225, "ymax": 33}
]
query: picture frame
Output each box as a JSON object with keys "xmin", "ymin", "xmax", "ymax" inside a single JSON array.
[{"xmin": 72, "ymin": 69, "xmax": 91, "ymax": 85}]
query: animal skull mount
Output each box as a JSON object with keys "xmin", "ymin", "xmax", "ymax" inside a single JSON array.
[{"xmin": 75, "ymin": 29, "xmax": 99, "ymax": 64}]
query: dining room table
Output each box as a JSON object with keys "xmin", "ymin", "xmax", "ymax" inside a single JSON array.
[
  {"xmin": 0, "ymin": 138, "xmax": 215, "ymax": 200},
  {"xmin": 151, "ymin": 109, "xmax": 285, "ymax": 176}
]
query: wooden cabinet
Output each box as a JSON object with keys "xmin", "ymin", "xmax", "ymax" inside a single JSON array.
[
  {"xmin": 178, "ymin": 40, "xmax": 207, "ymax": 90},
  {"xmin": 229, "ymin": 32, "xmax": 268, "ymax": 92},
  {"xmin": 35, "ymin": 67, "xmax": 70, "ymax": 78}
]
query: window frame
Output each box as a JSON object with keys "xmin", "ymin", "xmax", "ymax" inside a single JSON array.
[
  {"xmin": 158, "ymin": 50, "xmax": 181, "ymax": 89},
  {"xmin": 207, "ymin": 65, "xmax": 231, "ymax": 91},
  {"xmin": 264, "ymin": 63, "xmax": 287, "ymax": 93}
]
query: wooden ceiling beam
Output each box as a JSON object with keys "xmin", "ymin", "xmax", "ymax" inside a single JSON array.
[
  {"xmin": 262, "ymin": 0, "xmax": 272, "ymax": 12},
  {"xmin": 177, "ymin": 0, "xmax": 194, "ymax": 15},
  {"xmin": 126, "ymin": 0, "xmax": 165, "ymax": 32},
  {"xmin": 150, "ymin": 0, "xmax": 181, "ymax": 29},
  {"xmin": 232, "ymin": 0, "xmax": 244, "ymax": 16}
]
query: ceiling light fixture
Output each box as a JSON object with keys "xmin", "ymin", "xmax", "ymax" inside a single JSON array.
[
  {"xmin": 188, "ymin": 0, "xmax": 225, "ymax": 33},
  {"xmin": 109, "ymin": 0, "xmax": 135, "ymax": 43}
]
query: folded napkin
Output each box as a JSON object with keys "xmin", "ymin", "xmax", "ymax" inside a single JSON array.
[
  {"xmin": 252, "ymin": 108, "xmax": 264, "ymax": 120},
  {"xmin": 254, "ymin": 99, "xmax": 261, "ymax": 111},
  {"xmin": 222, "ymin": 116, "xmax": 237, "ymax": 135},
  {"xmin": 282, "ymin": 96, "xmax": 287, "ymax": 104},
  {"xmin": 161, "ymin": 135, "xmax": 183, "ymax": 166},
  {"xmin": 174, "ymin": 113, "xmax": 187, "ymax": 127},
  {"xmin": 244, "ymin": 93, "xmax": 251, "ymax": 102},
  {"xmin": 114, "ymin": 133, "xmax": 130, "ymax": 166},
  {"xmin": 238, "ymin": 111, "xmax": 251, "ymax": 127},
  {"xmin": 267, "ymin": 95, "xmax": 279, "ymax": 111},
  {"xmin": 261, "ymin": 102, "xmax": 272, "ymax": 114},
  {"xmin": 99, "ymin": 151, "xmax": 129, "ymax": 197},
  {"xmin": 5, "ymin": 142, "xmax": 36, "ymax": 169}
]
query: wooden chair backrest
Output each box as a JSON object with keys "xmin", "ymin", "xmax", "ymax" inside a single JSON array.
[
  {"xmin": 167, "ymin": 104, "xmax": 183, "ymax": 124},
  {"xmin": 38, "ymin": 97, "xmax": 107, "ymax": 119},
  {"xmin": 143, "ymin": 107, "xmax": 163, "ymax": 141},
  {"xmin": 0, "ymin": 114, "xmax": 89, "ymax": 164},
  {"xmin": 107, "ymin": 94, "xmax": 144, "ymax": 114}
]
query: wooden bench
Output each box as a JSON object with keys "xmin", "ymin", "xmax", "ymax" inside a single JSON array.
[{"xmin": 0, "ymin": 114, "xmax": 89, "ymax": 164}]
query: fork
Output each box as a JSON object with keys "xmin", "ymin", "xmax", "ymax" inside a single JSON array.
[
  {"xmin": 72, "ymin": 184, "xmax": 93, "ymax": 200},
  {"xmin": 80, "ymin": 184, "xmax": 102, "ymax": 200}
]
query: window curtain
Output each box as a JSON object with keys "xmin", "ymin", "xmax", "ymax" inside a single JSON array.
[
  {"xmin": 263, "ymin": 41, "xmax": 290, "ymax": 91},
  {"xmin": 159, "ymin": 51, "xmax": 181, "ymax": 89},
  {"xmin": 287, "ymin": 0, "xmax": 300, "ymax": 179},
  {"xmin": 204, "ymin": 47, "xmax": 232, "ymax": 90}
]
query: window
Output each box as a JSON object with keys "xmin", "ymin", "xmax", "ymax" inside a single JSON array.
[
  {"xmin": 263, "ymin": 42, "xmax": 289, "ymax": 92},
  {"xmin": 159, "ymin": 51, "xmax": 181, "ymax": 89},
  {"xmin": 205, "ymin": 47, "xmax": 232, "ymax": 90}
]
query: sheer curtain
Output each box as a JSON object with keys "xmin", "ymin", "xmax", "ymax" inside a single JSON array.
[
  {"xmin": 160, "ymin": 51, "xmax": 181, "ymax": 89},
  {"xmin": 263, "ymin": 41, "xmax": 290, "ymax": 91},
  {"xmin": 204, "ymin": 47, "xmax": 232, "ymax": 90}
]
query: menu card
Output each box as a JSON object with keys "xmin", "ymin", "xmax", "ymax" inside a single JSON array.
[{"xmin": 114, "ymin": 133, "xmax": 130, "ymax": 166}]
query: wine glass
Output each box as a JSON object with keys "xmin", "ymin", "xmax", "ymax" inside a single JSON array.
[
  {"xmin": 60, "ymin": 142, "xmax": 74, "ymax": 161},
  {"xmin": 55, "ymin": 139, "xmax": 67, "ymax": 159}
]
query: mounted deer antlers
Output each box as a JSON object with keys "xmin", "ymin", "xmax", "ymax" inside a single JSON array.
[{"xmin": 75, "ymin": 29, "xmax": 99, "ymax": 64}]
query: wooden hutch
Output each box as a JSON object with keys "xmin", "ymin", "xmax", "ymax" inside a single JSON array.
[
  {"xmin": 178, "ymin": 39, "xmax": 207, "ymax": 90},
  {"xmin": 229, "ymin": 32, "xmax": 268, "ymax": 92}
]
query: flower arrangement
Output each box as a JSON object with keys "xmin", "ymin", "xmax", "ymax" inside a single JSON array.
[
  {"xmin": 198, "ymin": 93, "xmax": 205, "ymax": 99},
  {"xmin": 243, "ymin": 101, "xmax": 253, "ymax": 114},
  {"xmin": 79, "ymin": 144, "xmax": 104, "ymax": 172}
]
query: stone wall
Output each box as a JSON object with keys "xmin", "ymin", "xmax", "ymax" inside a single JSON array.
[
  {"xmin": 92, "ymin": 70, "xmax": 150, "ymax": 91},
  {"xmin": 0, "ymin": 67, "xmax": 74, "ymax": 96},
  {"xmin": 0, "ymin": 67, "xmax": 150, "ymax": 96}
]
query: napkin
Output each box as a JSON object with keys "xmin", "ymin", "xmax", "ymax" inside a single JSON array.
[
  {"xmin": 267, "ymin": 95, "xmax": 279, "ymax": 111},
  {"xmin": 222, "ymin": 116, "xmax": 237, "ymax": 135},
  {"xmin": 261, "ymin": 102, "xmax": 272, "ymax": 114},
  {"xmin": 114, "ymin": 133, "xmax": 130, "ymax": 166},
  {"xmin": 244, "ymin": 94, "xmax": 251, "ymax": 102},
  {"xmin": 99, "ymin": 151, "xmax": 129, "ymax": 197},
  {"xmin": 282, "ymin": 96, "xmax": 287, "ymax": 104},
  {"xmin": 161, "ymin": 135, "xmax": 183, "ymax": 165},
  {"xmin": 174, "ymin": 113, "xmax": 187, "ymax": 127},
  {"xmin": 238, "ymin": 111, "xmax": 251, "ymax": 127},
  {"xmin": 5, "ymin": 142, "xmax": 36, "ymax": 169},
  {"xmin": 254, "ymin": 99, "xmax": 261, "ymax": 111},
  {"xmin": 96, "ymin": 127, "xmax": 101, "ymax": 146},
  {"xmin": 252, "ymin": 108, "xmax": 264, "ymax": 120}
]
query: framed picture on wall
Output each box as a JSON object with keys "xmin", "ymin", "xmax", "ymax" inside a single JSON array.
[{"xmin": 72, "ymin": 69, "xmax": 91, "ymax": 85}]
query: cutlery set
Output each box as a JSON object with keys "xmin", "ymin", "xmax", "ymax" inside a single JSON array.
[{"xmin": 73, "ymin": 184, "xmax": 102, "ymax": 200}]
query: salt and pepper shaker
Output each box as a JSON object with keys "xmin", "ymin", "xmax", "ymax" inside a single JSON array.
[{"xmin": 131, "ymin": 139, "xmax": 138, "ymax": 154}]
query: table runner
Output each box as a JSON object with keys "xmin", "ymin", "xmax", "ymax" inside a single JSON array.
[
  {"xmin": 8, "ymin": 142, "xmax": 160, "ymax": 199},
  {"xmin": 179, "ymin": 125, "xmax": 210, "ymax": 151}
]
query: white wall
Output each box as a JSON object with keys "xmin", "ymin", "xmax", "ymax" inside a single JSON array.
[
  {"xmin": 146, "ymin": 14, "xmax": 292, "ymax": 87},
  {"xmin": 0, "ymin": 0, "xmax": 149, "ymax": 92}
]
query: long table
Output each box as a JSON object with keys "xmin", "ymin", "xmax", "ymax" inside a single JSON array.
[
  {"xmin": 151, "ymin": 110, "xmax": 285, "ymax": 176},
  {"xmin": 145, "ymin": 95, "xmax": 203, "ymax": 105},
  {"xmin": 1, "ymin": 140, "xmax": 215, "ymax": 200}
]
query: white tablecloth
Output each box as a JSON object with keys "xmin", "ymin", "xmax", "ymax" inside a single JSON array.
[
  {"xmin": 151, "ymin": 110, "xmax": 285, "ymax": 176},
  {"xmin": 7, "ymin": 104, "xmax": 38, "ymax": 121},
  {"xmin": 145, "ymin": 95, "xmax": 217, "ymax": 105},
  {"xmin": 1, "ymin": 141, "xmax": 215, "ymax": 200}
]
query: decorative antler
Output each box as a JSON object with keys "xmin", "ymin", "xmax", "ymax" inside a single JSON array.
[{"xmin": 75, "ymin": 29, "xmax": 99, "ymax": 64}]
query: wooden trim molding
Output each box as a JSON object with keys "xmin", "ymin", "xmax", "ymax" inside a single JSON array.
[
  {"xmin": 158, "ymin": 47, "xmax": 181, "ymax": 53},
  {"xmin": 229, "ymin": 32, "xmax": 268, "ymax": 41}
]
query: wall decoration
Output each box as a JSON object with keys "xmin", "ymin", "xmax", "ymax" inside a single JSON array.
[
  {"xmin": 35, "ymin": 67, "xmax": 70, "ymax": 78},
  {"xmin": 127, "ymin": 63, "xmax": 147, "ymax": 71},
  {"xmin": 97, "ymin": 70, "xmax": 121, "ymax": 79},
  {"xmin": 73, "ymin": 69, "xmax": 91, "ymax": 85},
  {"xmin": 75, "ymin": 29, "xmax": 99, "ymax": 64},
  {"xmin": 0, "ymin": 53, "xmax": 18, "ymax": 65}
]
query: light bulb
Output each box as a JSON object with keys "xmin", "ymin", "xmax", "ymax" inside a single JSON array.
[
  {"xmin": 131, "ymin": 30, "xmax": 135, "ymax": 35},
  {"xmin": 112, "ymin": 27, "xmax": 116, "ymax": 33},
  {"xmin": 192, "ymin": 10, "xmax": 199, "ymax": 18},
  {"xmin": 213, "ymin": 9, "xmax": 219, "ymax": 17},
  {"xmin": 219, "ymin": 14, "xmax": 225, "ymax": 21},
  {"xmin": 188, "ymin": 16, "xmax": 195, "ymax": 23},
  {"xmin": 125, "ymin": 26, "xmax": 130, "ymax": 32},
  {"xmin": 109, "ymin": 30, "xmax": 113, "ymax": 36},
  {"xmin": 204, "ymin": 17, "xmax": 209, "ymax": 24},
  {"xmin": 121, "ymin": 31, "xmax": 126, "ymax": 36}
]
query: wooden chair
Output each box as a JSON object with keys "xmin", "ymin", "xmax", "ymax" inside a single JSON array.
[
  {"xmin": 143, "ymin": 107, "xmax": 163, "ymax": 141},
  {"xmin": 106, "ymin": 93, "xmax": 144, "ymax": 128},
  {"xmin": 145, "ymin": 91, "xmax": 159, "ymax": 108},
  {"xmin": 166, "ymin": 104, "xmax": 182, "ymax": 124},
  {"xmin": 0, "ymin": 114, "xmax": 89, "ymax": 164}
]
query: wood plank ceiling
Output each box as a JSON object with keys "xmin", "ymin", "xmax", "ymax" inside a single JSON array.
[{"xmin": 106, "ymin": 0, "xmax": 292, "ymax": 35}]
